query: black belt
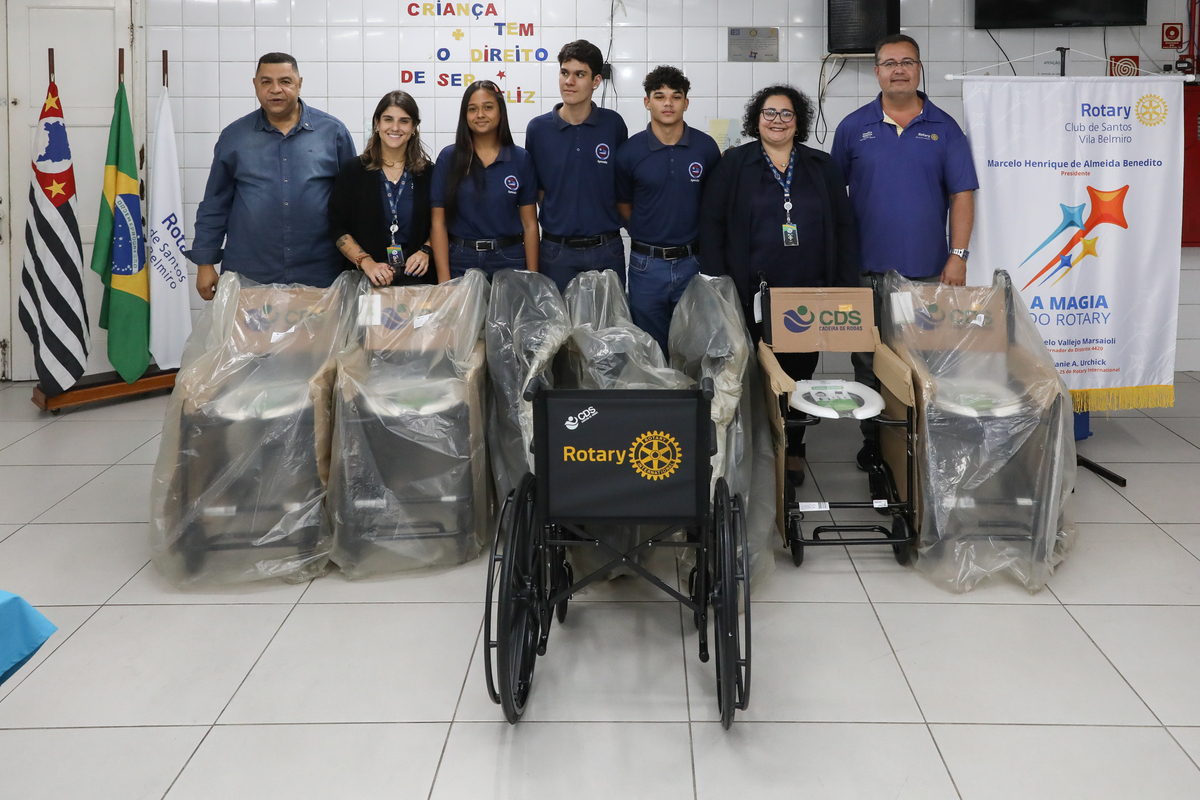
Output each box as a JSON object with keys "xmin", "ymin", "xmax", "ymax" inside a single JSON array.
[
  {"xmin": 542, "ymin": 231, "xmax": 621, "ymax": 249},
  {"xmin": 631, "ymin": 240, "xmax": 698, "ymax": 260},
  {"xmin": 450, "ymin": 234, "xmax": 524, "ymax": 251}
]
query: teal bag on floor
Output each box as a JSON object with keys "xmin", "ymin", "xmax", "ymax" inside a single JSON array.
[{"xmin": 0, "ymin": 591, "xmax": 57, "ymax": 685}]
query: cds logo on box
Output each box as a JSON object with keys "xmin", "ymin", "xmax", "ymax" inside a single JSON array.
[
  {"xmin": 381, "ymin": 304, "xmax": 411, "ymax": 330},
  {"xmin": 914, "ymin": 303, "xmax": 945, "ymax": 330},
  {"xmin": 783, "ymin": 305, "xmax": 815, "ymax": 332},
  {"xmin": 563, "ymin": 405, "xmax": 597, "ymax": 430},
  {"xmin": 595, "ymin": 143, "xmax": 610, "ymax": 161},
  {"xmin": 243, "ymin": 305, "xmax": 278, "ymax": 331}
]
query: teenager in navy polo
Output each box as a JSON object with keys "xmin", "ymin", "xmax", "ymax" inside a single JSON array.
[
  {"xmin": 525, "ymin": 40, "xmax": 628, "ymax": 292},
  {"xmin": 431, "ymin": 80, "xmax": 539, "ymax": 281},
  {"xmin": 831, "ymin": 33, "xmax": 978, "ymax": 469},
  {"xmin": 615, "ymin": 65, "xmax": 722, "ymax": 356}
]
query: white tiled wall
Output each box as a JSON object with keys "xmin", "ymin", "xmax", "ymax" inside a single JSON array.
[{"xmin": 140, "ymin": 0, "xmax": 1199, "ymax": 369}]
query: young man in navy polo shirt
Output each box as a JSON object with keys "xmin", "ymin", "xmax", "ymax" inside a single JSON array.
[
  {"xmin": 615, "ymin": 65, "xmax": 721, "ymax": 356},
  {"xmin": 831, "ymin": 33, "xmax": 979, "ymax": 468},
  {"xmin": 525, "ymin": 40, "xmax": 628, "ymax": 292}
]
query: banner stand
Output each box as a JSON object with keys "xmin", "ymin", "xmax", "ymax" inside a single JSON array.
[
  {"xmin": 31, "ymin": 367, "xmax": 177, "ymax": 413},
  {"xmin": 947, "ymin": 55, "xmax": 1189, "ymax": 488}
]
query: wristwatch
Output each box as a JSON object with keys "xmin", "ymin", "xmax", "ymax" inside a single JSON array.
[
  {"xmin": 950, "ymin": 248, "xmax": 969, "ymax": 261},
  {"xmin": 420, "ymin": 244, "xmax": 433, "ymax": 255}
]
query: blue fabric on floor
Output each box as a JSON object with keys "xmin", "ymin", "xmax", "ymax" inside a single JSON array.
[{"xmin": 0, "ymin": 591, "xmax": 57, "ymax": 685}]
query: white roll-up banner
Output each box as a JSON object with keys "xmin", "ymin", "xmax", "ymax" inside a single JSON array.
[{"xmin": 962, "ymin": 76, "xmax": 1183, "ymax": 410}]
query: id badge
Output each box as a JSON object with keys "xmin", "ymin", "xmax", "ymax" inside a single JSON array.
[
  {"xmin": 782, "ymin": 223, "xmax": 799, "ymax": 247},
  {"xmin": 386, "ymin": 245, "xmax": 405, "ymax": 268}
]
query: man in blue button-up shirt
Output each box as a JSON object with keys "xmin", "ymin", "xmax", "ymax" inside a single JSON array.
[{"xmin": 189, "ymin": 53, "xmax": 356, "ymax": 297}]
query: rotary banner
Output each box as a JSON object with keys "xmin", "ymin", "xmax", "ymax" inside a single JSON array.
[{"xmin": 962, "ymin": 76, "xmax": 1184, "ymax": 411}]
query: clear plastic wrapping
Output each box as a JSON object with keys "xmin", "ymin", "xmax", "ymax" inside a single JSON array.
[
  {"xmin": 668, "ymin": 275, "xmax": 777, "ymax": 587},
  {"xmin": 150, "ymin": 271, "xmax": 358, "ymax": 586},
  {"xmin": 484, "ymin": 269, "xmax": 572, "ymax": 502},
  {"xmin": 328, "ymin": 270, "xmax": 492, "ymax": 578},
  {"xmin": 558, "ymin": 270, "xmax": 693, "ymax": 391},
  {"xmin": 881, "ymin": 270, "xmax": 1077, "ymax": 592}
]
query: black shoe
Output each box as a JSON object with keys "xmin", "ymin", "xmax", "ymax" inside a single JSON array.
[
  {"xmin": 786, "ymin": 455, "xmax": 806, "ymax": 486},
  {"xmin": 856, "ymin": 441, "xmax": 881, "ymax": 472}
]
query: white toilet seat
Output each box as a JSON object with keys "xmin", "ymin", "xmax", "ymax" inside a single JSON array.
[{"xmin": 789, "ymin": 380, "xmax": 886, "ymax": 420}]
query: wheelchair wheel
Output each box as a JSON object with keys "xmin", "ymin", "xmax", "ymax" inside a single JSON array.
[
  {"xmin": 483, "ymin": 486, "xmax": 515, "ymax": 705},
  {"xmin": 712, "ymin": 478, "xmax": 751, "ymax": 729},
  {"xmin": 789, "ymin": 515, "xmax": 805, "ymax": 567},
  {"xmin": 889, "ymin": 515, "xmax": 914, "ymax": 566},
  {"xmin": 495, "ymin": 473, "xmax": 542, "ymax": 723},
  {"xmin": 553, "ymin": 548, "xmax": 572, "ymax": 624}
]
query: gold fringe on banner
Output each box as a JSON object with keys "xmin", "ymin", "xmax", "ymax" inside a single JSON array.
[{"xmin": 1071, "ymin": 385, "xmax": 1175, "ymax": 412}]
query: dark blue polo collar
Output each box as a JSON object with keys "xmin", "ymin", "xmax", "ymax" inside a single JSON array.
[
  {"xmin": 254, "ymin": 99, "xmax": 314, "ymax": 135},
  {"xmin": 645, "ymin": 123, "xmax": 692, "ymax": 151},
  {"xmin": 868, "ymin": 91, "xmax": 950, "ymax": 127},
  {"xmin": 493, "ymin": 144, "xmax": 514, "ymax": 163},
  {"xmin": 552, "ymin": 101, "xmax": 600, "ymax": 129}
]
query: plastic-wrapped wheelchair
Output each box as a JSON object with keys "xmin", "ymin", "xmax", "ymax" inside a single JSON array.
[{"xmin": 483, "ymin": 379, "xmax": 751, "ymax": 728}]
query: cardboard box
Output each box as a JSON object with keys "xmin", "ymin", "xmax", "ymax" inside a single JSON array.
[
  {"xmin": 761, "ymin": 287, "xmax": 876, "ymax": 353},
  {"xmin": 759, "ymin": 332, "xmax": 914, "ymax": 541}
]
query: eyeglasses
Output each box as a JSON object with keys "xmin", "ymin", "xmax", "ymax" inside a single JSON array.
[
  {"xmin": 877, "ymin": 59, "xmax": 921, "ymax": 70},
  {"xmin": 760, "ymin": 108, "xmax": 795, "ymax": 122}
]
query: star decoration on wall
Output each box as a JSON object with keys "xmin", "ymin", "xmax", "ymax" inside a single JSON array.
[{"xmin": 496, "ymin": 70, "xmax": 506, "ymax": 79}]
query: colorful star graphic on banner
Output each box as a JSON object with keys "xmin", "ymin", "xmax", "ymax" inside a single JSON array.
[
  {"xmin": 43, "ymin": 92, "xmax": 60, "ymax": 112},
  {"xmin": 1019, "ymin": 203, "xmax": 1085, "ymax": 266},
  {"xmin": 1024, "ymin": 185, "xmax": 1129, "ymax": 290},
  {"xmin": 44, "ymin": 179, "xmax": 66, "ymax": 198},
  {"xmin": 1048, "ymin": 237, "xmax": 1100, "ymax": 286}
]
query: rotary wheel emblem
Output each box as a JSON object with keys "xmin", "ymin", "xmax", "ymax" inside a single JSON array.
[
  {"xmin": 629, "ymin": 431, "xmax": 683, "ymax": 481},
  {"xmin": 1135, "ymin": 94, "xmax": 1167, "ymax": 127}
]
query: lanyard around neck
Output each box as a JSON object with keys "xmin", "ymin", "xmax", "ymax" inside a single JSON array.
[
  {"xmin": 382, "ymin": 170, "xmax": 408, "ymax": 244},
  {"xmin": 762, "ymin": 146, "xmax": 796, "ymax": 224}
]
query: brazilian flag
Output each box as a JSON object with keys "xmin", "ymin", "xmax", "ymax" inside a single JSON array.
[{"xmin": 90, "ymin": 82, "xmax": 149, "ymax": 384}]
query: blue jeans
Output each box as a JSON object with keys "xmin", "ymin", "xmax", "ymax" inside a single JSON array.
[
  {"xmin": 448, "ymin": 241, "xmax": 528, "ymax": 279},
  {"xmin": 539, "ymin": 237, "xmax": 626, "ymax": 294},
  {"xmin": 627, "ymin": 251, "xmax": 700, "ymax": 358}
]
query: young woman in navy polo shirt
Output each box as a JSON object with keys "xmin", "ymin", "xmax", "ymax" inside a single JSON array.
[
  {"xmin": 430, "ymin": 81, "xmax": 539, "ymax": 281},
  {"xmin": 700, "ymin": 84, "xmax": 859, "ymax": 485}
]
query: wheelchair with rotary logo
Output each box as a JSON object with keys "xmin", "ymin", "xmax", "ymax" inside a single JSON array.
[{"xmin": 483, "ymin": 378, "xmax": 751, "ymax": 728}]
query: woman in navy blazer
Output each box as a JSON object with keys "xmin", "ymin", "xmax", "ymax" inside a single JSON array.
[{"xmin": 700, "ymin": 84, "xmax": 859, "ymax": 484}]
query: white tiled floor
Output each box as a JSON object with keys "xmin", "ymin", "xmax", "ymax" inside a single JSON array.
[{"xmin": 2, "ymin": 375, "xmax": 1200, "ymax": 799}]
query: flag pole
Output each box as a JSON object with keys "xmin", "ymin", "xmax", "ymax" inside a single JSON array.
[
  {"xmin": 162, "ymin": 50, "xmax": 168, "ymax": 88},
  {"xmin": 118, "ymin": 48, "xmax": 124, "ymax": 83},
  {"xmin": 48, "ymin": 49, "xmax": 54, "ymax": 82}
]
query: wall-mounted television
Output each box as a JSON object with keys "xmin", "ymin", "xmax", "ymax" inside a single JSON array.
[{"xmin": 975, "ymin": 0, "xmax": 1147, "ymax": 29}]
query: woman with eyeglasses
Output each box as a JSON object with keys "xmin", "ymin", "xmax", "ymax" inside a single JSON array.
[
  {"xmin": 700, "ymin": 84, "xmax": 858, "ymax": 485},
  {"xmin": 430, "ymin": 80, "xmax": 539, "ymax": 281},
  {"xmin": 329, "ymin": 91, "xmax": 434, "ymax": 286}
]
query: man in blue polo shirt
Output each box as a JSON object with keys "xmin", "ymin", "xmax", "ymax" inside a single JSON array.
[
  {"xmin": 615, "ymin": 65, "xmax": 721, "ymax": 356},
  {"xmin": 190, "ymin": 52, "xmax": 356, "ymax": 297},
  {"xmin": 525, "ymin": 40, "xmax": 628, "ymax": 292},
  {"xmin": 831, "ymin": 33, "xmax": 978, "ymax": 468}
]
